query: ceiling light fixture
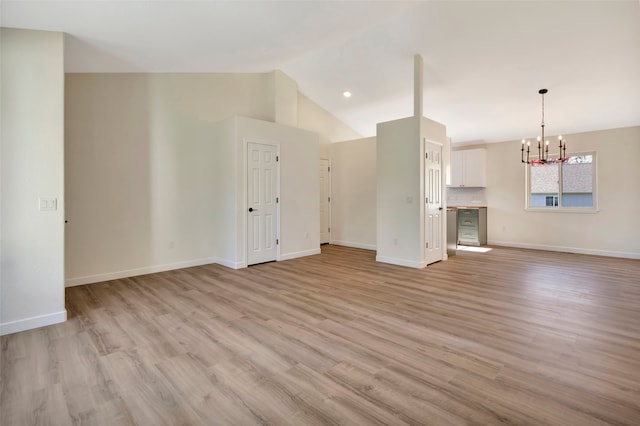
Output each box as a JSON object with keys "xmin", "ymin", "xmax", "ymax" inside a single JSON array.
[
  {"xmin": 521, "ymin": 89, "xmax": 567, "ymax": 165},
  {"xmin": 343, "ymin": 91, "xmax": 352, "ymax": 98}
]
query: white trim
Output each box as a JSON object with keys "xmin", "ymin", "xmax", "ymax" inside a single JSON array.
[
  {"xmin": 1, "ymin": 310, "xmax": 67, "ymax": 336},
  {"xmin": 320, "ymin": 157, "xmax": 331, "ymax": 245},
  {"xmin": 215, "ymin": 258, "xmax": 246, "ymax": 270},
  {"xmin": 330, "ymin": 240, "xmax": 376, "ymax": 251},
  {"xmin": 279, "ymin": 248, "xmax": 321, "ymax": 261},
  {"xmin": 65, "ymin": 257, "xmax": 218, "ymax": 287},
  {"xmin": 489, "ymin": 240, "xmax": 640, "ymax": 260},
  {"xmin": 525, "ymin": 207, "xmax": 599, "ymax": 214},
  {"xmin": 424, "ymin": 139, "xmax": 445, "ymax": 265},
  {"xmin": 376, "ymin": 255, "xmax": 427, "ymax": 269}
]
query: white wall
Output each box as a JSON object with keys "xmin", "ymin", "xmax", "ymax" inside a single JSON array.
[
  {"xmin": 267, "ymin": 70, "xmax": 298, "ymax": 127},
  {"xmin": 213, "ymin": 118, "xmax": 239, "ymax": 268},
  {"xmin": 233, "ymin": 117, "xmax": 320, "ymax": 265},
  {"xmin": 1, "ymin": 28, "xmax": 66, "ymax": 335},
  {"xmin": 375, "ymin": 115, "xmax": 448, "ymax": 267},
  {"xmin": 376, "ymin": 117, "xmax": 422, "ymax": 267},
  {"xmin": 65, "ymin": 74, "xmax": 228, "ymax": 285},
  {"xmin": 486, "ymin": 126, "xmax": 640, "ymax": 258},
  {"xmin": 329, "ymin": 137, "xmax": 377, "ymax": 249},
  {"xmin": 64, "ymin": 72, "xmax": 340, "ymax": 285},
  {"xmin": 422, "ymin": 116, "xmax": 447, "ymax": 145},
  {"xmin": 298, "ymin": 93, "xmax": 361, "ymax": 143}
]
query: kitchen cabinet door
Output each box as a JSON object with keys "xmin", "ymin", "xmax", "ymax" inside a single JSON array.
[
  {"xmin": 464, "ymin": 149, "xmax": 486, "ymax": 187},
  {"xmin": 449, "ymin": 148, "xmax": 486, "ymax": 187},
  {"xmin": 450, "ymin": 150, "xmax": 464, "ymax": 187}
]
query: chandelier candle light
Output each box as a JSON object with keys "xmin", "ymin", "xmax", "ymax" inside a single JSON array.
[{"xmin": 521, "ymin": 89, "xmax": 567, "ymax": 165}]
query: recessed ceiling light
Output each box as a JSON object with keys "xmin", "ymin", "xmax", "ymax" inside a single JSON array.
[{"xmin": 343, "ymin": 91, "xmax": 352, "ymax": 98}]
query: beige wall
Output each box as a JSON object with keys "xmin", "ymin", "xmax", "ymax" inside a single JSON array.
[
  {"xmin": 376, "ymin": 115, "xmax": 448, "ymax": 267},
  {"xmin": 376, "ymin": 117, "xmax": 423, "ymax": 266},
  {"xmin": 267, "ymin": 70, "xmax": 298, "ymax": 127},
  {"xmin": 328, "ymin": 125, "xmax": 639, "ymax": 260},
  {"xmin": 213, "ymin": 118, "xmax": 238, "ymax": 267},
  {"xmin": 231, "ymin": 116, "xmax": 321, "ymax": 267},
  {"xmin": 65, "ymin": 72, "xmax": 331, "ymax": 285},
  {"xmin": 298, "ymin": 93, "xmax": 361, "ymax": 143},
  {"xmin": 486, "ymin": 126, "xmax": 640, "ymax": 258},
  {"xmin": 329, "ymin": 137, "xmax": 377, "ymax": 249},
  {"xmin": 65, "ymin": 74, "xmax": 229, "ymax": 285},
  {"xmin": 1, "ymin": 29, "xmax": 66, "ymax": 334}
]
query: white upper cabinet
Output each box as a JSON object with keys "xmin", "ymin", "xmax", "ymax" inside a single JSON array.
[
  {"xmin": 450, "ymin": 148, "xmax": 486, "ymax": 187},
  {"xmin": 450, "ymin": 151, "xmax": 464, "ymax": 186}
]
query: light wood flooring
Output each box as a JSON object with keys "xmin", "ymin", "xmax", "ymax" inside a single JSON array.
[{"xmin": 2, "ymin": 245, "xmax": 640, "ymax": 425}]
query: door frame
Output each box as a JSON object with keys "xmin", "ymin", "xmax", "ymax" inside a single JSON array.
[
  {"xmin": 319, "ymin": 157, "xmax": 331, "ymax": 244},
  {"xmin": 245, "ymin": 139, "xmax": 281, "ymax": 266}
]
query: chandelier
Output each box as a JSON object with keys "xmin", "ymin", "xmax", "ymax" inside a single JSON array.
[{"xmin": 521, "ymin": 89, "xmax": 567, "ymax": 165}]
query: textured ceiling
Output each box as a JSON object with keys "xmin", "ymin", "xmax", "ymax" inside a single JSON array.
[{"xmin": 2, "ymin": 1, "xmax": 639, "ymax": 144}]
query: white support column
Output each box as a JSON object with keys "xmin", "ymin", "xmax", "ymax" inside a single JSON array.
[{"xmin": 414, "ymin": 54, "xmax": 424, "ymax": 118}]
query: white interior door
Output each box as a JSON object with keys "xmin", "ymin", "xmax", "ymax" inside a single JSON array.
[
  {"xmin": 320, "ymin": 159, "xmax": 330, "ymax": 244},
  {"xmin": 247, "ymin": 142, "xmax": 278, "ymax": 265},
  {"xmin": 425, "ymin": 141, "xmax": 443, "ymax": 265}
]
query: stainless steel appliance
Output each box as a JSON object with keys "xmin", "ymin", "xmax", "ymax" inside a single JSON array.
[{"xmin": 447, "ymin": 208, "xmax": 458, "ymax": 256}]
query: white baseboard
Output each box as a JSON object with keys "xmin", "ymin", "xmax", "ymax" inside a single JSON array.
[
  {"xmin": 376, "ymin": 255, "xmax": 427, "ymax": 269},
  {"xmin": 330, "ymin": 240, "xmax": 376, "ymax": 251},
  {"xmin": 488, "ymin": 240, "xmax": 640, "ymax": 260},
  {"xmin": 1, "ymin": 310, "xmax": 67, "ymax": 336},
  {"xmin": 65, "ymin": 248, "xmax": 323, "ymax": 287},
  {"xmin": 215, "ymin": 258, "xmax": 246, "ymax": 269},
  {"xmin": 65, "ymin": 257, "xmax": 219, "ymax": 287},
  {"xmin": 279, "ymin": 248, "xmax": 321, "ymax": 261}
]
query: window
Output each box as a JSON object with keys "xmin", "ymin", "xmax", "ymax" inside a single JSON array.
[
  {"xmin": 545, "ymin": 195, "xmax": 558, "ymax": 207},
  {"xmin": 527, "ymin": 153, "xmax": 596, "ymax": 210}
]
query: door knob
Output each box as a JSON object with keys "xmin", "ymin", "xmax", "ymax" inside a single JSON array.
[
  {"xmin": 439, "ymin": 207, "xmax": 443, "ymax": 211},
  {"xmin": 248, "ymin": 207, "xmax": 258, "ymax": 212}
]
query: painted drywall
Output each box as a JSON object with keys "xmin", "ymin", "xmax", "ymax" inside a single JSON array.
[
  {"xmin": 375, "ymin": 115, "xmax": 448, "ymax": 267},
  {"xmin": 213, "ymin": 118, "xmax": 239, "ymax": 268},
  {"xmin": 1, "ymin": 28, "xmax": 66, "ymax": 335},
  {"xmin": 232, "ymin": 116, "xmax": 320, "ymax": 266},
  {"xmin": 376, "ymin": 117, "xmax": 422, "ymax": 266},
  {"xmin": 64, "ymin": 71, "xmax": 339, "ymax": 285},
  {"xmin": 486, "ymin": 126, "xmax": 640, "ymax": 258},
  {"xmin": 65, "ymin": 74, "xmax": 226, "ymax": 285},
  {"xmin": 298, "ymin": 93, "xmax": 362, "ymax": 143},
  {"xmin": 267, "ymin": 70, "xmax": 298, "ymax": 127},
  {"xmin": 329, "ymin": 137, "xmax": 377, "ymax": 249}
]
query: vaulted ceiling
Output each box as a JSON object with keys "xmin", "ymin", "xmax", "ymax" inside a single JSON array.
[{"xmin": 3, "ymin": 1, "xmax": 639, "ymax": 144}]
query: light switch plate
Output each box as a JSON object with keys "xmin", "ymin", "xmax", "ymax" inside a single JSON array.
[{"xmin": 39, "ymin": 197, "xmax": 57, "ymax": 211}]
